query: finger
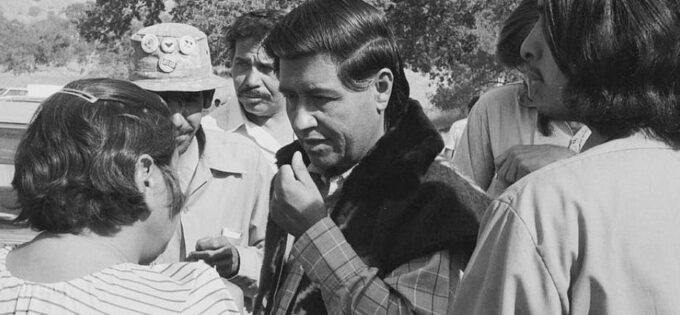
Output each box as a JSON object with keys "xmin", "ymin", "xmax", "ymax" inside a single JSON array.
[
  {"xmin": 291, "ymin": 151, "xmax": 314, "ymax": 185},
  {"xmin": 505, "ymin": 153, "xmax": 521, "ymax": 183},
  {"xmin": 494, "ymin": 150, "xmax": 510, "ymax": 168},
  {"xmin": 496, "ymin": 158, "xmax": 509, "ymax": 183},
  {"xmin": 186, "ymin": 250, "xmax": 212, "ymax": 262},
  {"xmin": 278, "ymin": 164, "xmax": 296, "ymax": 185},
  {"xmin": 195, "ymin": 236, "xmax": 229, "ymax": 251}
]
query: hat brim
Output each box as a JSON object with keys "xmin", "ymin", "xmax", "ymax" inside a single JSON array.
[{"xmin": 132, "ymin": 74, "xmax": 229, "ymax": 92}]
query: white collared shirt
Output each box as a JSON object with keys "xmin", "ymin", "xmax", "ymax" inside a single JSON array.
[{"xmin": 232, "ymin": 119, "xmax": 289, "ymax": 172}]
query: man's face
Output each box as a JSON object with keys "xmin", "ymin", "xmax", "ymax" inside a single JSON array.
[
  {"xmin": 231, "ymin": 37, "xmax": 285, "ymax": 118},
  {"xmin": 519, "ymin": 3, "xmax": 571, "ymax": 121},
  {"xmin": 156, "ymin": 90, "xmax": 214, "ymax": 155},
  {"xmin": 278, "ymin": 54, "xmax": 386, "ymax": 173}
]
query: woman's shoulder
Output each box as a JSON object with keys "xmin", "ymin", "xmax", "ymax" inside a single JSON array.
[{"xmin": 0, "ymin": 257, "xmax": 239, "ymax": 314}]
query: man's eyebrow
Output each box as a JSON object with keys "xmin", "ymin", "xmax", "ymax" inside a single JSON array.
[{"xmin": 278, "ymin": 86, "xmax": 337, "ymax": 95}]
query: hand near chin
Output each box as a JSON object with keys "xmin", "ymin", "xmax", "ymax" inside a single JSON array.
[
  {"xmin": 495, "ymin": 144, "xmax": 576, "ymax": 184},
  {"xmin": 187, "ymin": 236, "xmax": 240, "ymax": 278},
  {"xmin": 271, "ymin": 151, "xmax": 326, "ymax": 238}
]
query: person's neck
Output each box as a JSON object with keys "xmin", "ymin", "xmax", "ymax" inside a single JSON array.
[
  {"xmin": 7, "ymin": 229, "xmax": 141, "ymax": 283},
  {"xmin": 245, "ymin": 110, "xmax": 294, "ymax": 145}
]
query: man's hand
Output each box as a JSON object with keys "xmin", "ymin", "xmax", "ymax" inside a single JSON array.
[
  {"xmin": 270, "ymin": 151, "xmax": 326, "ymax": 237},
  {"xmin": 494, "ymin": 144, "xmax": 576, "ymax": 184},
  {"xmin": 187, "ymin": 236, "xmax": 240, "ymax": 278}
]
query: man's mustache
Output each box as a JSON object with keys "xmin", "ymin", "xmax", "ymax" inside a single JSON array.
[{"xmin": 238, "ymin": 88, "xmax": 270, "ymax": 98}]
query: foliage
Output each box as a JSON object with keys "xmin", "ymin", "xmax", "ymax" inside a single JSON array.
[
  {"xmin": 170, "ymin": 0, "xmax": 302, "ymax": 67},
  {"xmin": 74, "ymin": 0, "xmax": 165, "ymax": 44},
  {"xmin": 1, "ymin": 0, "xmax": 522, "ymax": 111},
  {"xmin": 0, "ymin": 13, "xmax": 93, "ymax": 75},
  {"xmin": 386, "ymin": 0, "xmax": 520, "ymax": 111}
]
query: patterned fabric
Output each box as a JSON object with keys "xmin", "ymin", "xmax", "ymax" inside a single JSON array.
[
  {"xmin": 255, "ymin": 100, "xmax": 488, "ymax": 314},
  {"xmin": 270, "ymin": 218, "xmax": 463, "ymax": 315},
  {"xmin": 0, "ymin": 247, "xmax": 241, "ymax": 314}
]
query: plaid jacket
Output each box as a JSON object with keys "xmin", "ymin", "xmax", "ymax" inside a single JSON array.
[
  {"xmin": 255, "ymin": 100, "xmax": 489, "ymax": 314},
  {"xmin": 269, "ymin": 218, "xmax": 470, "ymax": 314}
]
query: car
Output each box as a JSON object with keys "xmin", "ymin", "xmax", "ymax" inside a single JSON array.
[
  {"xmin": 0, "ymin": 87, "xmax": 29, "ymax": 100},
  {"xmin": 0, "ymin": 99, "xmax": 39, "ymax": 247}
]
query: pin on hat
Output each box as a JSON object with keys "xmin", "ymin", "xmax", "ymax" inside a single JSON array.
[{"xmin": 129, "ymin": 23, "xmax": 228, "ymax": 92}]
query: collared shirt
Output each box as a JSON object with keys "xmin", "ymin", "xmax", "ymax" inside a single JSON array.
[
  {"xmin": 156, "ymin": 129, "xmax": 272, "ymax": 298},
  {"xmin": 272, "ymin": 218, "xmax": 465, "ymax": 315},
  {"xmin": 452, "ymin": 82, "xmax": 591, "ymax": 198},
  {"xmin": 232, "ymin": 119, "xmax": 293, "ymax": 172},
  {"xmin": 453, "ymin": 132, "xmax": 680, "ymax": 314}
]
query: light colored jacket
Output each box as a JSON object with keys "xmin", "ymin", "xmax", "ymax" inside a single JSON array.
[
  {"xmin": 454, "ymin": 132, "xmax": 680, "ymax": 314},
  {"xmin": 157, "ymin": 129, "xmax": 272, "ymax": 298}
]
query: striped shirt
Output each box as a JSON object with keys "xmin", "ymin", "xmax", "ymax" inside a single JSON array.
[
  {"xmin": 271, "ymin": 218, "xmax": 468, "ymax": 314},
  {"xmin": 0, "ymin": 247, "xmax": 241, "ymax": 314}
]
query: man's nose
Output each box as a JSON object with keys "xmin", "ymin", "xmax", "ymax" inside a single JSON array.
[
  {"xmin": 520, "ymin": 22, "xmax": 542, "ymax": 63},
  {"xmin": 289, "ymin": 101, "xmax": 317, "ymax": 131},
  {"xmin": 242, "ymin": 67, "xmax": 263, "ymax": 88},
  {"xmin": 171, "ymin": 113, "xmax": 192, "ymax": 132}
]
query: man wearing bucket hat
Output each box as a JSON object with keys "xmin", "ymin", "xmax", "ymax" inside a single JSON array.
[{"xmin": 129, "ymin": 23, "xmax": 273, "ymax": 307}]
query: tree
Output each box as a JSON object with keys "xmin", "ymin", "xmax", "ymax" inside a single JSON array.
[
  {"xmin": 75, "ymin": 0, "xmax": 165, "ymax": 44},
  {"xmin": 171, "ymin": 0, "xmax": 390, "ymax": 67},
  {"xmin": 385, "ymin": 0, "xmax": 519, "ymax": 111},
  {"xmin": 170, "ymin": 0, "xmax": 304, "ymax": 67}
]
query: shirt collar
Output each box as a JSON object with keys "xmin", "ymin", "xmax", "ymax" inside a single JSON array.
[
  {"xmin": 241, "ymin": 119, "xmax": 283, "ymax": 154},
  {"xmin": 200, "ymin": 132, "xmax": 248, "ymax": 174},
  {"xmin": 308, "ymin": 163, "xmax": 357, "ymax": 197}
]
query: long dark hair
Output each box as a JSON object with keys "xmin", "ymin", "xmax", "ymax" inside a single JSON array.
[
  {"xmin": 264, "ymin": 0, "xmax": 411, "ymax": 131},
  {"xmin": 542, "ymin": 0, "xmax": 680, "ymax": 148},
  {"xmin": 497, "ymin": 0, "xmax": 538, "ymax": 68}
]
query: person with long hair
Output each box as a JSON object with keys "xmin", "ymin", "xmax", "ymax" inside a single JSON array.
[
  {"xmin": 454, "ymin": 0, "xmax": 680, "ymax": 313},
  {"xmin": 0, "ymin": 78, "xmax": 241, "ymax": 314},
  {"xmin": 453, "ymin": 0, "xmax": 591, "ymax": 198}
]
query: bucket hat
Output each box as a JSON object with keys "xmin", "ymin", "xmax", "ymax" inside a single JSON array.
[{"xmin": 129, "ymin": 23, "xmax": 228, "ymax": 92}]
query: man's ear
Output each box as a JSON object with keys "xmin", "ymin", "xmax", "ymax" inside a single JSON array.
[
  {"xmin": 135, "ymin": 154, "xmax": 155, "ymax": 192},
  {"xmin": 374, "ymin": 68, "xmax": 394, "ymax": 112}
]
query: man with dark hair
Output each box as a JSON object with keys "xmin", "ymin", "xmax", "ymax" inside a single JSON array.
[
  {"xmin": 454, "ymin": 0, "xmax": 680, "ymax": 313},
  {"xmin": 226, "ymin": 10, "xmax": 293, "ymax": 170},
  {"xmin": 128, "ymin": 23, "xmax": 273, "ymax": 311},
  {"xmin": 253, "ymin": 0, "xmax": 489, "ymax": 314},
  {"xmin": 452, "ymin": 0, "xmax": 591, "ymax": 198}
]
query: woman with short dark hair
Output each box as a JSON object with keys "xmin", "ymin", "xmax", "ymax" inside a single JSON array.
[{"xmin": 0, "ymin": 78, "xmax": 241, "ymax": 314}]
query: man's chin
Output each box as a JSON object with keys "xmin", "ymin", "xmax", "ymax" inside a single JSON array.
[{"xmin": 306, "ymin": 153, "xmax": 339, "ymax": 173}]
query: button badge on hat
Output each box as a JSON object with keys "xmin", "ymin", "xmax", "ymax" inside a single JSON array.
[
  {"xmin": 141, "ymin": 34, "xmax": 159, "ymax": 53},
  {"xmin": 179, "ymin": 36, "xmax": 196, "ymax": 55},
  {"xmin": 161, "ymin": 38, "xmax": 177, "ymax": 53},
  {"xmin": 158, "ymin": 55, "xmax": 178, "ymax": 73}
]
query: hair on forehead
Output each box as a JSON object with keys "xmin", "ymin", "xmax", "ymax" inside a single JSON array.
[
  {"xmin": 226, "ymin": 9, "xmax": 287, "ymax": 63},
  {"xmin": 264, "ymin": 0, "xmax": 412, "ymax": 130},
  {"xmin": 497, "ymin": 0, "xmax": 538, "ymax": 68}
]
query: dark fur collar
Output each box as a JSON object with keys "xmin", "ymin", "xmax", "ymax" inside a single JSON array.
[
  {"xmin": 276, "ymin": 99, "xmax": 478, "ymax": 271},
  {"xmin": 256, "ymin": 99, "xmax": 483, "ymax": 314}
]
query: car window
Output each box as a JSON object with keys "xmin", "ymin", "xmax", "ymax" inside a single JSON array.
[{"xmin": 6, "ymin": 90, "xmax": 27, "ymax": 96}]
